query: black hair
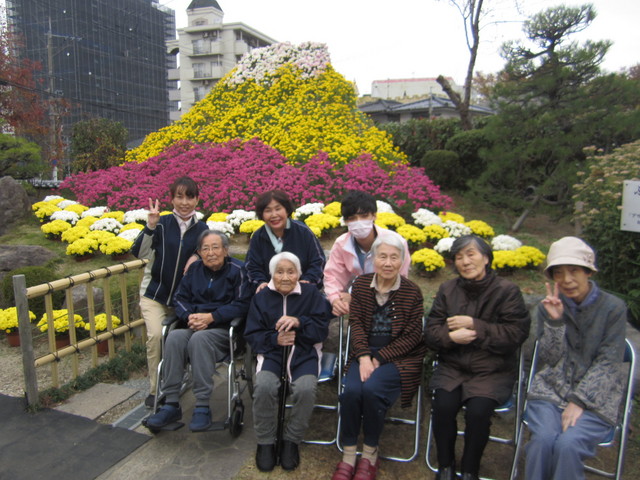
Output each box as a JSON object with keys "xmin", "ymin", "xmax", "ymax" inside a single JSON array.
[
  {"xmin": 170, "ymin": 176, "xmax": 199, "ymax": 199},
  {"xmin": 255, "ymin": 190, "xmax": 295, "ymax": 220},
  {"xmin": 341, "ymin": 190, "xmax": 377, "ymax": 219},
  {"xmin": 450, "ymin": 234, "xmax": 493, "ymax": 275}
]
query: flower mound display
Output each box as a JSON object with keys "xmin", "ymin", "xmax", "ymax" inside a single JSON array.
[
  {"xmin": 61, "ymin": 139, "xmax": 452, "ymax": 214},
  {"xmin": 126, "ymin": 42, "xmax": 404, "ymax": 168}
]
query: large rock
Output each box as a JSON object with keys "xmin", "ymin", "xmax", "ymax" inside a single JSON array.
[
  {"xmin": 62, "ymin": 285, "xmax": 105, "ymax": 318},
  {"xmin": 0, "ymin": 176, "xmax": 31, "ymax": 236},
  {"xmin": 0, "ymin": 245, "xmax": 57, "ymax": 272}
]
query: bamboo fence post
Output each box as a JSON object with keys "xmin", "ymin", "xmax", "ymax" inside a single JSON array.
[{"xmin": 13, "ymin": 275, "xmax": 38, "ymax": 407}]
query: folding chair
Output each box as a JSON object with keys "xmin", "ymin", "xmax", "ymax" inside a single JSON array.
[
  {"xmin": 302, "ymin": 315, "xmax": 345, "ymax": 445},
  {"xmin": 425, "ymin": 347, "xmax": 526, "ymax": 480},
  {"xmin": 335, "ymin": 317, "xmax": 425, "ymax": 462},
  {"xmin": 144, "ymin": 316, "xmax": 250, "ymax": 436},
  {"xmin": 510, "ymin": 338, "xmax": 636, "ymax": 480}
]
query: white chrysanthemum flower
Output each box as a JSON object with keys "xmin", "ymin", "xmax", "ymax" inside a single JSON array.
[
  {"xmin": 442, "ymin": 221, "xmax": 472, "ymax": 238},
  {"xmin": 491, "ymin": 234, "xmax": 522, "ymax": 251},
  {"xmin": 90, "ymin": 217, "xmax": 123, "ymax": 234},
  {"xmin": 435, "ymin": 237, "xmax": 456, "ymax": 254},
  {"xmin": 376, "ymin": 200, "xmax": 395, "ymax": 213},
  {"xmin": 206, "ymin": 221, "xmax": 235, "ymax": 237},
  {"xmin": 50, "ymin": 210, "xmax": 80, "ymax": 225},
  {"xmin": 118, "ymin": 229, "xmax": 142, "ymax": 242},
  {"xmin": 123, "ymin": 209, "xmax": 149, "ymax": 224},
  {"xmin": 57, "ymin": 200, "xmax": 78, "ymax": 209},
  {"xmin": 293, "ymin": 203, "xmax": 324, "ymax": 220},
  {"xmin": 226, "ymin": 210, "xmax": 257, "ymax": 228},
  {"xmin": 43, "ymin": 195, "xmax": 64, "ymax": 202},
  {"xmin": 411, "ymin": 208, "xmax": 443, "ymax": 227},
  {"xmin": 82, "ymin": 206, "xmax": 109, "ymax": 218}
]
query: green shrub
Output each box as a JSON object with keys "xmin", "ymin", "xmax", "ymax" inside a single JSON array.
[
  {"xmin": 381, "ymin": 118, "xmax": 462, "ymax": 165},
  {"xmin": 1, "ymin": 266, "xmax": 65, "ymax": 317},
  {"xmin": 420, "ymin": 150, "xmax": 464, "ymax": 189},
  {"xmin": 445, "ymin": 129, "xmax": 491, "ymax": 178},
  {"xmin": 573, "ymin": 141, "xmax": 640, "ymax": 327}
]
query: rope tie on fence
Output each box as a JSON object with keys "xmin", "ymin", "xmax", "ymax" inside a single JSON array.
[
  {"xmin": 104, "ymin": 266, "xmax": 113, "ymax": 277},
  {"xmin": 52, "ymin": 351, "xmax": 61, "ymax": 362},
  {"xmin": 120, "ymin": 262, "xmax": 130, "ymax": 272},
  {"xmin": 46, "ymin": 282, "xmax": 55, "ymax": 294},
  {"xmin": 66, "ymin": 276, "xmax": 75, "ymax": 287},
  {"xmin": 87, "ymin": 271, "xmax": 96, "ymax": 282}
]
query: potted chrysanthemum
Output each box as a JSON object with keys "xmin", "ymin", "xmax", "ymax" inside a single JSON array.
[
  {"xmin": 84, "ymin": 313, "xmax": 122, "ymax": 354},
  {"xmin": 0, "ymin": 307, "xmax": 36, "ymax": 347},
  {"xmin": 37, "ymin": 309, "xmax": 85, "ymax": 348},
  {"xmin": 410, "ymin": 248, "xmax": 446, "ymax": 277}
]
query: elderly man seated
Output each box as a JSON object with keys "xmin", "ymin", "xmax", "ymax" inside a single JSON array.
[{"xmin": 145, "ymin": 229, "xmax": 251, "ymax": 432}]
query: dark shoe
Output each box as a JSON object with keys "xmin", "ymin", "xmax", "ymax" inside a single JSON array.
[
  {"xmin": 189, "ymin": 406, "xmax": 212, "ymax": 431},
  {"xmin": 145, "ymin": 404, "xmax": 182, "ymax": 428},
  {"xmin": 280, "ymin": 439, "xmax": 300, "ymax": 471},
  {"xmin": 461, "ymin": 474, "xmax": 479, "ymax": 480},
  {"xmin": 144, "ymin": 394, "xmax": 155, "ymax": 408},
  {"xmin": 353, "ymin": 458, "xmax": 379, "ymax": 480},
  {"xmin": 436, "ymin": 464, "xmax": 456, "ymax": 480},
  {"xmin": 332, "ymin": 461, "xmax": 355, "ymax": 480},
  {"xmin": 255, "ymin": 444, "xmax": 276, "ymax": 472}
]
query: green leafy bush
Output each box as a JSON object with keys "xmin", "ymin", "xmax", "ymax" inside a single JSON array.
[
  {"xmin": 573, "ymin": 141, "xmax": 640, "ymax": 326},
  {"xmin": 445, "ymin": 129, "xmax": 491, "ymax": 178},
  {"xmin": 420, "ymin": 150, "xmax": 464, "ymax": 189},
  {"xmin": 1, "ymin": 266, "xmax": 64, "ymax": 317},
  {"xmin": 382, "ymin": 118, "xmax": 462, "ymax": 166}
]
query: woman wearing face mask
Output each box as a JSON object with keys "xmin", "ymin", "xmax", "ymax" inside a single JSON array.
[{"xmin": 324, "ymin": 190, "xmax": 411, "ymax": 317}]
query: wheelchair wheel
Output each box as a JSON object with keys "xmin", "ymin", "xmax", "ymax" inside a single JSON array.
[{"xmin": 229, "ymin": 400, "xmax": 244, "ymax": 437}]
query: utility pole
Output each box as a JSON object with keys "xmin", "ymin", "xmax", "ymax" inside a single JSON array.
[{"xmin": 47, "ymin": 16, "xmax": 59, "ymax": 181}]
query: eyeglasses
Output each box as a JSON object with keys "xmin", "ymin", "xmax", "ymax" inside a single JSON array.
[{"xmin": 200, "ymin": 245, "xmax": 224, "ymax": 254}]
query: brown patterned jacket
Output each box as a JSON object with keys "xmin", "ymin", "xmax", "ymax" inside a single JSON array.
[{"xmin": 347, "ymin": 273, "xmax": 426, "ymax": 408}]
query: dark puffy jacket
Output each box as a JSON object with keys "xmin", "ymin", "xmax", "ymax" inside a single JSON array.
[
  {"xmin": 173, "ymin": 257, "xmax": 251, "ymax": 328},
  {"xmin": 244, "ymin": 282, "xmax": 331, "ymax": 381},
  {"xmin": 425, "ymin": 272, "xmax": 530, "ymax": 404}
]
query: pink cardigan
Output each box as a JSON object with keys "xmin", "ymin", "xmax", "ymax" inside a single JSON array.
[{"xmin": 323, "ymin": 225, "xmax": 411, "ymax": 304}]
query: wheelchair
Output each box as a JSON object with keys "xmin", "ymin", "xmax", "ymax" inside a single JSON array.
[{"xmin": 142, "ymin": 316, "xmax": 252, "ymax": 437}]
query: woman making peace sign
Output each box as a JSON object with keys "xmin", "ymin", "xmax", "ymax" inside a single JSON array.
[{"xmin": 523, "ymin": 237, "xmax": 628, "ymax": 480}]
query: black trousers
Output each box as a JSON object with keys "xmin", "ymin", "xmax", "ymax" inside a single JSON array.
[{"xmin": 431, "ymin": 387, "xmax": 499, "ymax": 475}]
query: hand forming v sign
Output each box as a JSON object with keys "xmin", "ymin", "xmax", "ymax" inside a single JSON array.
[
  {"xmin": 541, "ymin": 282, "xmax": 564, "ymax": 320},
  {"xmin": 147, "ymin": 198, "xmax": 161, "ymax": 229}
]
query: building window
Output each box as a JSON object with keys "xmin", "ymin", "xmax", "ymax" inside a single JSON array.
[
  {"xmin": 192, "ymin": 62, "xmax": 211, "ymax": 78},
  {"xmin": 192, "ymin": 39, "xmax": 210, "ymax": 55},
  {"xmin": 194, "ymin": 86, "xmax": 206, "ymax": 102}
]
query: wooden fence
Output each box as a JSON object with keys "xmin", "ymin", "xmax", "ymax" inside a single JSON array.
[{"xmin": 12, "ymin": 259, "xmax": 148, "ymax": 406}]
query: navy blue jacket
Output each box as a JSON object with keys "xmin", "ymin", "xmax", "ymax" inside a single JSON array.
[
  {"xmin": 244, "ymin": 282, "xmax": 331, "ymax": 380},
  {"xmin": 131, "ymin": 214, "xmax": 208, "ymax": 306},
  {"xmin": 245, "ymin": 220, "xmax": 326, "ymax": 290},
  {"xmin": 173, "ymin": 257, "xmax": 251, "ymax": 329}
]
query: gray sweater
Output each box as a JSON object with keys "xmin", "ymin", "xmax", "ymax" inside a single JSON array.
[{"xmin": 528, "ymin": 282, "xmax": 627, "ymax": 425}]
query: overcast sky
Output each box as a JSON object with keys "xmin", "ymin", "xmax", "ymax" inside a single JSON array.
[{"xmin": 159, "ymin": 0, "xmax": 639, "ymax": 95}]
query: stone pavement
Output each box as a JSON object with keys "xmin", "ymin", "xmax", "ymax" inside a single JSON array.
[{"xmin": 57, "ymin": 374, "xmax": 256, "ymax": 480}]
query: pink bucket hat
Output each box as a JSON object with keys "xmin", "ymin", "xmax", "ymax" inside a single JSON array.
[{"xmin": 544, "ymin": 236, "xmax": 597, "ymax": 278}]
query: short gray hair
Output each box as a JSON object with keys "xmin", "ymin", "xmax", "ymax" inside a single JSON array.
[
  {"xmin": 371, "ymin": 234, "xmax": 405, "ymax": 263},
  {"xmin": 197, "ymin": 230, "xmax": 229, "ymax": 250},
  {"xmin": 269, "ymin": 251, "xmax": 302, "ymax": 277}
]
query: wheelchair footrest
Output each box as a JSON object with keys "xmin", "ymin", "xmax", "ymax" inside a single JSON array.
[
  {"xmin": 142, "ymin": 419, "xmax": 185, "ymax": 432},
  {"xmin": 191, "ymin": 420, "xmax": 228, "ymax": 433}
]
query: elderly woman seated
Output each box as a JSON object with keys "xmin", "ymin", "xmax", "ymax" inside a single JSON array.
[
  {"xmin": 524, "ymin": 237, "xmax": 627, "ymax": 480},
  {"xmin": 244, "ymin": 252, "xmax": 332, "ymax": 473},
  {"xmin": 332, "ymin": 235, "xmax": 426, "ymax": 480},
  {"xmin": 425, "ymin": 234, "xmax": 530, "ymax": 480},
  {"xmin": 144, "ymin": 230, "xmax": 251, "ymax": 432}
]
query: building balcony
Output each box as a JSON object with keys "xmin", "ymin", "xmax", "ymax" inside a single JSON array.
[
  {"xmin": 168, "ymin": 89, "xmax": 181, "ymax": 101},
  {"xmin": 168, "ymin": 68, "xmax": 180, "ymax": 81}
]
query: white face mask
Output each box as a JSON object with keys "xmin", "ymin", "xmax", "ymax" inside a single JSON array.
[{"xmin": 348, "ymin": 219, "xmax": 374, "ymax": 239}]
